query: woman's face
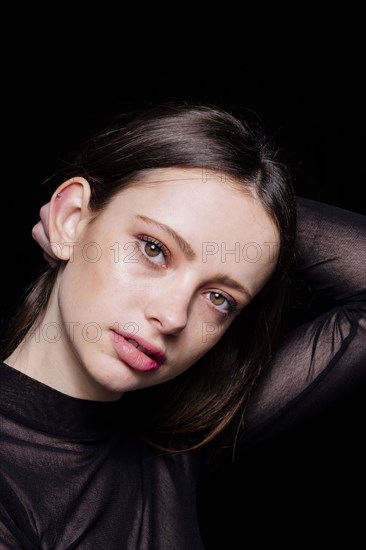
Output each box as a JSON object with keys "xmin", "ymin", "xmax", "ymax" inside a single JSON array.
[{"xmin": 35, "ymin": 168, "xmax": 280, "ymax": 400}]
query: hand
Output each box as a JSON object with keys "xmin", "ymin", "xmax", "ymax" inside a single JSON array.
[{"xmin": 32, "ymin": 202, "xmax": 59, "ymax": 267}]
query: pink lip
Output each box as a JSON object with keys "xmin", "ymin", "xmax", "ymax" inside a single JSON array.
[{"xmin": 111, "ymin": 330, "xmax": 166, "ymax": 372}]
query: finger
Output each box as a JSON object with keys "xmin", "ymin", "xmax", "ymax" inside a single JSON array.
[
  {"xmin": 43, "ymin": 251, "xmax": 59, "ymax": 268},
  {"xmin": 32, "ymin": 221, "xmax": 53, "ymax": 254},
  {"xmin": 39, "ymin": 203, "xmax": 51, "ymax": 235}
]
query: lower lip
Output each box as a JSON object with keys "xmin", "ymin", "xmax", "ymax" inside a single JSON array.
[{"xmin": 111, "ymin": 331, "xmax": 162, "ymax": 372}]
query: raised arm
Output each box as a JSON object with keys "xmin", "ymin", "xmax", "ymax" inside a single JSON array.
[{"xmin": 242, "ymin": 197, "xmax": 366, "ymax": 443}]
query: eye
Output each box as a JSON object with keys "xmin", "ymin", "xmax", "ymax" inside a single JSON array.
[
  {"xmin": 144, "ymin": 242, "xmax": 160, "ymax": 258},
  {"xmin": 138, "ymin": 235, "xmax": 169, "ymax": 266},
  {"xmin": 205, "ymin": 291, "xmax": 237, "ymax": 314}
]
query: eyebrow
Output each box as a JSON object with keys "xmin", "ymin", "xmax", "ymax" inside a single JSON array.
[
  {"xmin": 136, "ymin": 215, "xmax": 196, "ymax": 260},
  {"xmin": 214, "ymin": 275, "xmax": 253, "ymax": 301}
]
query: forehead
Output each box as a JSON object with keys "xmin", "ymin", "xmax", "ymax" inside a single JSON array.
[
  {"xmin": 132, "ymin": 166, "xmax": 243, "ymax": 194},
  {"xmin": 114, "ymin": 167, "xmax": 278, "ymax": 241}
]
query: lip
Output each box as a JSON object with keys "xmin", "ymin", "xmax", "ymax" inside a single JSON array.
[{"xmin": 111, "ymin": 329, "xmax": 166, "ymax": 372}]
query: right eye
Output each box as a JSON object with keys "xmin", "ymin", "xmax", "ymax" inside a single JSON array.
[{"xmin": 137, "ymin": 235, "xmax": 169, "ymax": 266}]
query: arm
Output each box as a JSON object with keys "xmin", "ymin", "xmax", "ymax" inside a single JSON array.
[{"xmin": 242, "ymin": 197, "xmax": 366, "ymax": 443}]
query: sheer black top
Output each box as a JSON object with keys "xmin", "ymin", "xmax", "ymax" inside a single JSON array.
[{"xmin": 1, "ymin": 198, "xmax": 365, "ymax": 549}]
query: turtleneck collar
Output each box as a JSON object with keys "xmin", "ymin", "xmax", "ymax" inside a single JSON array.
[{"xmin": 0, "ymin": 361, "xmax": 124, "ymax": 439}]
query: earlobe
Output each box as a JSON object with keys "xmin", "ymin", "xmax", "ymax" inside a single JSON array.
[{"xmin": 48, "ymin": 177, "xmax": 92, "ymax": 261}]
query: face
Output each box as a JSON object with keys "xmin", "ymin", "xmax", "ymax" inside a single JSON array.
[{"xmin": 27, "ymin": 168, "xmax": 279, "ymax": 400}]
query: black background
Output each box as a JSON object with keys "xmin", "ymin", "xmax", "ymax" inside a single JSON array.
[
  {"xmin": 3, "ymin": 64, "xmax": 365, "ymax": 319},
  {"xmin": 2, "ymin": 55, "xmax": 365, "ymax": 548}
]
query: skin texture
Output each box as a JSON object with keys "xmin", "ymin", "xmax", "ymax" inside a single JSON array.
[{"xmin": 7, "ymin": 168, "xmax": 279, "ymax": 401}]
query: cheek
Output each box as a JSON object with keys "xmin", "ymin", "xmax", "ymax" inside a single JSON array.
[
  {"xmin": 167, "ymin": 333, "xmax": 225, "ymax": 383},
  {"xmin": 57, "ymin": 255, "xmax": 109, "ymax": 317},
  {"xmin": 179, "ymin": 314, "xmax": 230, "ymax": 367},
  {"xmin": 57, "ymin": 252, "xmax": 145, "ymax": 328}
]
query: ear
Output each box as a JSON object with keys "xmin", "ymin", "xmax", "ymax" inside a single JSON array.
[{"xmin": 48, "ymin": 177, "xmax": 92, "ymax": 261}]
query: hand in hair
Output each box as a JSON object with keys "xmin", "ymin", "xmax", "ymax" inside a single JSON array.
[{"xmin": 32, "ymin": 202, "xmax": 58, "ymax": 267}]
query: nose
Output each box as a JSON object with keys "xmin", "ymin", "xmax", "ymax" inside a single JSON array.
[{"xmin": 144, "ymin": 284, "xmax": 190, "ymax": 335}]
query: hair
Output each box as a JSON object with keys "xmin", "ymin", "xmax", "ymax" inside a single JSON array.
[{"xmin": 1, "ymin": 102, "xmax": 297, "ymax": 453}]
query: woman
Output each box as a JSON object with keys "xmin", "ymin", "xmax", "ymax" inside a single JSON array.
[{"xmin": 0, "ymin": 103, "xmax": 364, "ymax": 549}]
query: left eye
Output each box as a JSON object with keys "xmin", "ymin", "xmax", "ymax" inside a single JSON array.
[
  {"xmin": 206, "ymin": 291, "xmax": 236, "ymax": 313},
  {"xmin": 210, "ymin": 292, "xmax": 226, "ymax": 306}
]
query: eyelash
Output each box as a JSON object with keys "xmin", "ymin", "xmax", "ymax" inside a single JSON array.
[
  {"xmin": 137, "ymin": 235, "xmax": 169, "ymax": 266},
  {"xmin": 136, "ymin": 235, "xmax": 240, "ymax": 315},
  {"xmin": 205, "ymin": 291, "xmax": 239, "ymax": 315}
]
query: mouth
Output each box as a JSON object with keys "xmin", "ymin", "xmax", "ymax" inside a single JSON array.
[{"xmin": 111, "ymin": 330, "xmax": 166, "ymax": 372}]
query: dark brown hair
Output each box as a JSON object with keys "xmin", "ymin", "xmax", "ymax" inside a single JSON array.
[{"xmin": 1, "ymin": 102, "xmax": 297, "ymax": 452}]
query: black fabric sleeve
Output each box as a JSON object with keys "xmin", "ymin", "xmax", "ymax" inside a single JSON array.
[{"xmin": 241, "ymin": 196, "xmax": 366, "ymax": 445}]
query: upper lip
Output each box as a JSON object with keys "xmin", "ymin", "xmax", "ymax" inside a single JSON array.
[{"xmin": 112, "ymin": 329, "xmax": 166, "ymax": 365}]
